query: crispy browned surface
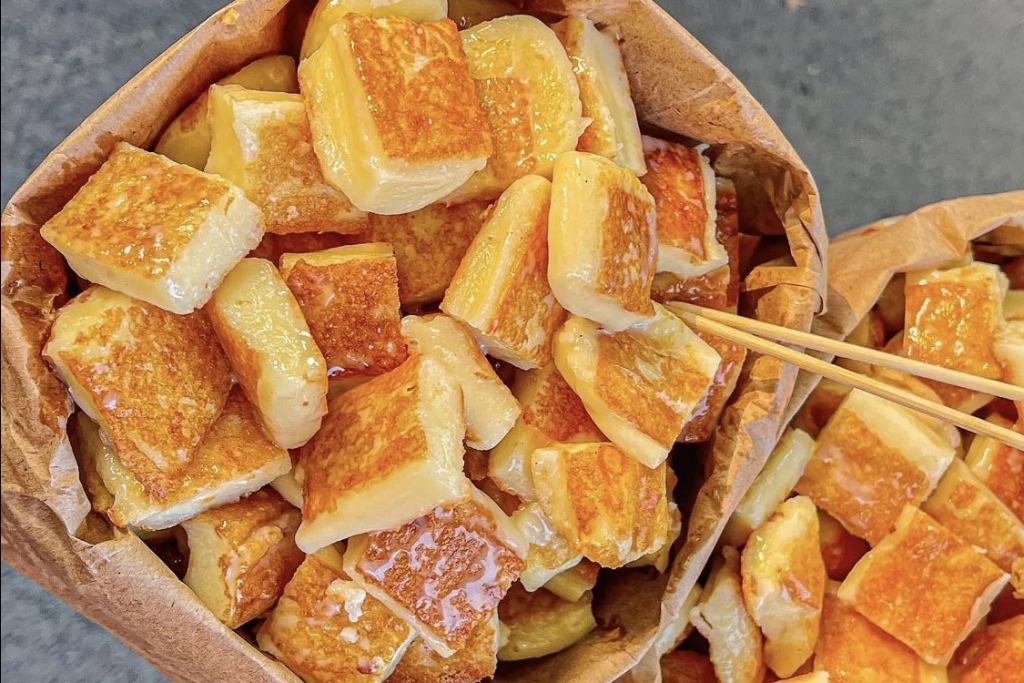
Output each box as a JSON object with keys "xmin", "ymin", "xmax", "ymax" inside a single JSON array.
[
  {"xmin": 641, "ymin": 142, "xmax": 709, "ymax": 257},
  {"xmin": 974, "ymin": 435, "xmax": 1024, "ymax": 521},
  {"xmin": 344, "ymin": 14, "xmax": 491, "ymax": 163},
  {"xmin": 350, "ymin": 499, "xmax": 523, "ymax": 651},
  {"xmin": 474, "ymin": 76, "xmax": 536, "ymax": 184},
  {"xmin": 388, "ymin": 613, "xmax": 498, "ymax": 683},
  {"xmin": 949, "ymin": 616, "xmax": 1023, "ymax": 683},
  {"xmin": 40, "ymin": 145, "xmax": 231, "ymax": 280},
  {"xmin": 679, "ymin": 332, "xmax": 746, "ymax": 443},
  {"xmin": 595, "ymin": 182, "xmax": 657, "ymax": 318},
  {"xmin": 522, "ymin": 366, "xmax": 601, "ymax": 442},
  {"xmin": 660, "ymin": 650, "xmax": 717, "ymax": 683}
]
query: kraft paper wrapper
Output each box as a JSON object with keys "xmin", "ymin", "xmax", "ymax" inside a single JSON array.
[{"xmin": 0, "ymin": 1, "xmax": 826, "ymax": 681}]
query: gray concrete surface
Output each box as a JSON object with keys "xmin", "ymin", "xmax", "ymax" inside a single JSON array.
[{"xmin": 1, "ymin": 1, "xmax": 1022, "ymax": 681}]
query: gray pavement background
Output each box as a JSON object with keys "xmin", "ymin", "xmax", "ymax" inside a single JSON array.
[{"xmin": 1, "ymin": 1, "xmax": 1022, "ymax": 681}]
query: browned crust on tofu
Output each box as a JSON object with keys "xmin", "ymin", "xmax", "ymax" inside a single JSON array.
[
  {"xmin": 388, "ymin": 613, "xmax": 498, "ymax": 683},
  {"xmin": 949, "ymin": 616, "xmax": 1024, "ymax": 683},
  {"xmin": 678, "ymin": 332, "xmax": 746, "ymax": 443},
  {"xmin": 595, "ymin": 182, "xmax": 657, "ymax": 318},
  {"xmin": 641, "ymin": 143, "xmax": 709, "ymax": 257},
  {"xmin": 522, "ymin": 367, "xmax": 602, "ymax": 442}
]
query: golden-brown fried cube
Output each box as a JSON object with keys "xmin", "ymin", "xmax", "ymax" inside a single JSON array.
[
  {"xmin": 814, "ymin": 584, "xmax": 946, "ymax": 683},
  {"xmin": 180, "ymin": 489, "xmax": 304, "ymax": 628},
  {"xmin": 208, "ymin": 258, "xmax": 328, "ymax": 449},
  {"xmin": 40, "ymin": 143, "xmax": 262, "ymax": 314},
  {"xmin": 452, "ymin": 15, "xmax": 585, "ymax": 202},
  {"xmin": 965, "ymin": 415, "xmax": 1024, "ymax": 520},
  {"xmin": 489, "ymin": 363, "xmax": 604, "ymax": 501},
  {"xmin": 678, "ymin": 331, "xmax": 747, "ymax": 443},
  {"xmin": 72, "ymin": 388, "xmax": 292, "ymax": 530},
  {"xmin": 531, "ymin": 442, "xmax": 669, "ymax": 568},
  {"xmin": 551, "ymin": 17, "xmax": 644, "ymax": 175},
  {"xmin": 205, "ymin": 86, "xmax": 364, "ymax": 234},
  {"xmin": 641, "ymin": 137, "xmax": 726, "ymax": 280},
  {"xmin": 921, "ymin": 458, "xmax": 1024, "ymax": 575},
  {"xmin": 948, "ymin": 615, "xmax": 1023, "ymax": 683},
  {"xmin": 543, "ymin": 559, "xmax": 600, "ymax": 603},
  {"xmin": 497, "ymin": 583, "xmax": 597, "ymax": 661},
  {"xmin": 402, "ymin": 314, "xmax": 520, "ymax": 449},
  {"xmin": 510, "ymin": 502, "xmax": 583, "ymax": 592},
  {"xmin": 300, "ymin": 15, "xmax": 491, "ymax": 214},
  {"xmin": 626, "ymin": 498, "xmax": 682, "ymax": 574},
  {"xmin": 691, "ymin": 546, "xmax": 765, "ymax": 683},
  {"xmin": 660, "ymin": 650, "xmax": 717, "ymax": 683},
  {"xmin": 903, "ymin": 263, "xmax": 1008, "ymax": 378},
  {"xmin": 995, "ymin": 320, "xmax": 1023, "ymax": 384},
  {"xmin": 389, "ymin": 611, "xmax": 501, "ymax": 683},
  {"xmin": 366, "ymin": 200, "xmax": 488, "ymax": 305},
  {"xmin": 838, "ymin": 506, "xmax": 1009, "ymax": 665},
  {"xmin": 817, "ymin": 509, "xmax": 869, "ymax": 582},
  {"xmin": 441, "ymin": 175, "xmax": 566, "ymax": 369},
  {"xmin": 257, "ymin": 546, "xmax": 415, "ymax": 683},
  {"xmin": 279, "ymin": 244, "xmax": 407, "ymax": 384},
  {"xmin": 865, "ymin": 366, "xmax": 963, "ymax": 451},
  {"xmin": 741, "ymin": 496, "xmax": 825, "ymax": 678},
  {"xmin": 301, "ymin": 0, "xmax": 448, "ymax": 59},
  {"xmin": 45, "ymin": 286, "xmax": 233, "ymax": 479},
  {"xmin": 548, "ymin": 151, "xmax": 658, "ymax": 331},
  {"xmin": 556, "ymin": 305, "xmax": 721, "ymax": 467},
  {"xmin": 794, "ymin": 390, "xmax": 955, "ymax": 545},
  {"xmin": 721, "ymin": 429, "xmax": 815, "ymax": 548},
  {"xmin": 344, "ymin": 489, "xmax": 526, "ymax": 656},
  {"xmin": 296, "ymin": 355, "xmax": 471, "ymax": 552}
]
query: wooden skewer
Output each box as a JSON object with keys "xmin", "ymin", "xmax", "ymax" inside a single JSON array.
[
  {"xmin": 670, "ymin": 301, "xmax": 1024, "ymax": 403},
  {"xmin": 667, "ymin": 304, "xmax": 1024, "ymax": 450}
]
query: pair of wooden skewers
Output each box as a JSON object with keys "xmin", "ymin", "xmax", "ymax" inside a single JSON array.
[{"xmin": 667, "ymin": 301, "xmax": 1024, "ymax": 450}]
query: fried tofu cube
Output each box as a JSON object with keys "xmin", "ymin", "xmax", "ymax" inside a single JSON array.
[
  {"xmin": 994, "ymin": 320, "xmax": 1024, "ymax": 384},
  {"xmin": 156, "ymin": 55, "xmax": 299, "ymax": 169},
  {"xmin": 489, "ymin": 363, "xmax": 604, "ymax": 501},
  {"xmin": 1005, "ymin": 289, "xmax": 1024, "ymax": 321},
  {"xmin": 903, "ymin": 263, "xmax": 1009, "ymax": 378},
  {"xmin": 921, "ymin": 458, "xmax": 1024, "ymax": 575},
  {"xmin": 740, "ymin": 496, "xmax": 826, "ymax": 678},
  {"xmin": 627, "ymin": 500, "xmax": 682, "ymax": 573},
  {"xmin": 551, "ymin": 17, "xmax": 645, "ymax": 176},
  {"xmin": 721, "ymin": 429, "xmax": 815, "ymax": 548},
  {"xmin": 794, "ymin": 390, "xmax": 956, "ymax": 545},
  {"xmin": 548, "ymin": 151, "xmax": 658, "ymax": 331},
  {"xmin": 678, "ymin": 332, "xmax": 747, "ymax": 443},
  {"xmin": 45, "ymin": 286, "xmax": 233, "ymax": 478},
  {"xmin": 344, "ymin": 489, "xmax": 526, "ymax": 656},
  {"xmin": 814, "ymin": 584, "xmax": 946, "ymax": 683},
  {"xmin": 389, "ymin": 611, "xmax": 501, "ymax": 683},
  {"xmin": 690, "ymin": 546, "xmax": 765, "ymax": 683},
  {"xmin": 402, "ymin": 314, "xmax": 519, "ymax": 449},
  {"xmin": 279, "ymin": 244, "xmax": 407, "ymax": 384},
  {"xmin": 531, "ymin": 442, "xmax": 669, "ymax": 568},
  {"xmin": 180, "ymin": 489, "xmax": 304, "ymax": 628},
  {"xmin": 300, "ymin": 0, "xmax": 448, "ymax": 59},
  {"xmin": 965, "ymin": 415, "xmax": 1024, "ymax": 520},
  {"xmin": 838, "ymin": 507, "xmax": 1009, "ymax": 665},
  {"xmin": 660, "ymin": 650, "xmax": 717, "ymax": 683},
  {"xmin": 948, "ymin": 615, "xmax": 1023, "ymax": 683},
  {"xmin": 366, "ymin": 200, "xmax": 488, "ymax": 305},
  {"xmin": 497, "ymin": 583, "xmax": 597, "ymax": 661},
  {"xmin": 40, "ymin": 143, "xmax": 262, "ymax": 314},
  {"xmin": 209, "ymin": 258, "xmax": 328, "ymax": 449},
  {"xmin": 300, "ymin": 15, "xmax": 491, "ymax": 214},
  {"xmin": 817, "ymin": 509, "xmax": 869, "ymax": 582},
  {"xmin": 73, "ymin": 388, "xmax": 292, "ymax": 530},
  {"xmin": 511, "ymin": 502, "xmax": 583, "ymax": 592},
  {"xmin": 791, "ymin": 378, "xmax": 852, "ymax": 439},
  {"xmin": 441, "ymin": 175, "xmax": 566, "ymax": 369},
  {"xmin": 205, "ymin": 86, "xmax": 364, "ymax": 234},
  {"xmin": 257, "ymin": 546, "xmax": 415, "ymax": 683},
  {"xmin": 452, "ymin": 15, "xmax": 585, "ymax": 201},
  {"xmin": 865, "ymin": 366, "xmax": 963, "ymax": 451},
  {"xmin": 555, "ymin": 305, "xmax": 721, "ymax": 467},
  {"xmin": 543, "ymin": 559, "xmax": 600, "ymax": 603},
  {"xmin": 296, "ymin": 355, "xmax": 470, "ymax": 551}
]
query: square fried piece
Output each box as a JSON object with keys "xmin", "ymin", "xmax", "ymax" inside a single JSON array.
[
  {"xmin": 441, "ymin": 174, "xmax": 566, "ymax": 369},
  {"xmin": 366, "ymin": 200, "xmax": 488, "ymax": 305},
  {"xmin": 511, "ymin": 502, "xmax": 583, "ymax": 592},
  {"xmin": 46, "ymin": 286, "xmax": 233, "ymax": 478},
  {"xmin": 299, "ymin": 14, "xmax": 491, "ymax": 214},
  {"xmin": 948, "ymin": 615, "xmax": 1024, "ymax": 683},
  {"xmin": 543, "ymin": 559, "xmax": 600, "ymax": 603},
  {"xmin": 180, "ymin": 489, "xmax": 304, "ymax": 628},
  {"xmin": 280, "ymin": 244, "xmax": 408, "ymax": 385},
  {"xmin": 531, "ymin": 442, "xmax": 669, "ymax": 568},
  {"xmin": 965, "ymin": 415, "xmax": 1024, "ymax": 520},
  {"xmin": 40, "ymin": 142, "xmax": 262, "ymax": 313},
  {"xmin": 678, "ymin": 331, "xmax": 747, "ymax": 443},
  {"xmin": 838, "ymin": 506, "xmax": 1009, "ymax": 665},
  {"xmin": 489, "ymin": 363, "xmax": 604, "ymax": 501},
  {"xmin": 452, "ymin": 15, "xmax": 585, "ymax": 202},
  {"xmin": 296, "ymin": 355, "xmax": 470, "ymax": 552},
  {"xmin": 401, "ymin": 314, "xmax": 520, "ymax": 449},
  {"xmin": 257, "ymin": 546, "xmax": 415, "ymax": 683},
  {"xmin": 497, "ymin": 583, "xmax": 597, "ymax": 661},
  {"xmin": 209, "ymin": 258, "xmax": 328, "ymax": 449},
  {"xmin": 903, "ymin": 263, "xmax": 1008, "ymax": 378},
  {"xmin": 551, "ymin": 17, "xmax": 644, "ymax": 175},
  {"xmin": 301, "ymin": 0, "xmax": 448, "ymax": 59},
  {"xmin": 549, "ymin": 151, "xmax": 658, "ymax": 331},
  {"xmin": 205, "ymin": 85, "xmax": 364, "ymax": 235},
  {"xmin": 343, "ymin": 488, "xmax": 526, "ymax": 656},
  {"xmin": 995, "ymin": 320, "xmax": 1023, "ymax": 384},
  {"xmin": 740, "ymin": 496, "xmax": 826, "ymax": 678},
  {"xmin": 70, "ymin": 388, "xmax": 292, "ymax": 530},
  {"xmin": 794, "ymin": 389, "xmax": 956, "ymax": 545},
  {"xmin": 389, "ymin": 611, "xmax": 501, "ymax": 683},
  {"xmin": 554, "ymin": 304, "xmax": 721, "ymax": 467}
]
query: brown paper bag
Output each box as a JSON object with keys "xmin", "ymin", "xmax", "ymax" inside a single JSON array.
[{"xmin": 0, "ymin": 1, "xmax": 826, "ymax": 681}]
